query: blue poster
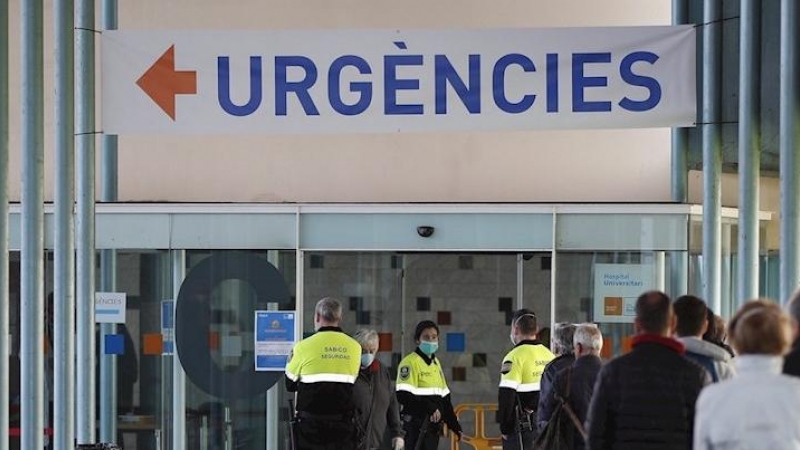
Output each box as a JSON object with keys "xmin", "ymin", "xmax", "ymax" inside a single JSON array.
[{"xmin": 254, "ymin": 311, "xmax": 296, "ymax": 371}]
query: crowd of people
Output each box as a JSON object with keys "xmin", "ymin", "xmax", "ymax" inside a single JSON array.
[{"xmin": 284, "ymin": 290, "xmax": 800, "ymax": 450}]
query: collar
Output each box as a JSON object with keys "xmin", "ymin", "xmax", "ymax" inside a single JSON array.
[
  {"xmin": 734, "ymin": 355, "xmax": 784, "ymax": 375},
  {"xmin": 515, "ymin": 339, "xmax": 544, "ymax": 348},
  {"xmin": 632, "ymin": 334, "xmax": 685, "ymax": 354},
  {"xmin": 574, "ymin": 354, "xmax": 603, "ymax": 367},
  {"xmin": 316, "ymin": 326, "xmax": 343, "ymax": 333},
  {"xmin": 360, "ymin": 360, "xmax": 380, "ymax": 374},
  {"xmin": 415, "ymin": 347, "xmax": 436, "ymax": 364}
]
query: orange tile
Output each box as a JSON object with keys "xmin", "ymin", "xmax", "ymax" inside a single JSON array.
[
  {"xmin": 143, "ymin": 333, "xmax": 163, "ymax": 355},
  {"xmin": 600, "ymin": 337, "xmax": 613, "ymax": 360},
  {"xmin": 208, "ymin": 331, "xmax": 220, "ymax": 351},
  {"xmin": 378, "ymin": 333, "xmax": 393, "ymax": 352}
]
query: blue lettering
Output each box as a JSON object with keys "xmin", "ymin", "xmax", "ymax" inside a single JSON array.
[
  {"xmin": 434, "ymin": 55, "xmax": 481, "ymax": 114},
  {"xmin": 328, "ymin": 55, "xmax": 373, "ymax": 116},
  {"xmin": 546, "ymin": 53, "xmax": 558, "ymax": 113},
  {"xmin": 619, "ymin": 51, "xmax": 662, "ymax": 112},
  {"xmin": 217, "ymin": 56, "xmax": 263, "ymax": 117},
  {"xmin": 384, "ymin": 55, "xmax": 424, "ymax": 115},
  {"xmin": 275, "ymin": 56, "xmax": 320, "ymax": 116},
  {"xmin": 492, "ymin": 54, "xmax": 536, "ymax": 114},
  {"xmin": 572, "ymin": 52, "xmax": 612, "ymax": 112}
]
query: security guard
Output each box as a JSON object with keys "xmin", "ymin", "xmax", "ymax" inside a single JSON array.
[
  {"xmin": 498, "ymin": 309, "xmax": 555, "ymax": 450},
  {"xmin": 285, "ymin": 297, "xmax": 362, "ymax": 450},
  {"xmin": 396, "ymin": 320, "xmax": 462, "ymax": 450}
]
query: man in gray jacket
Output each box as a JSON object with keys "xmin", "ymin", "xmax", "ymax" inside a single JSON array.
[{"xmin": 674, "ymin": 295, "xmax": 735, "ymax": 382}]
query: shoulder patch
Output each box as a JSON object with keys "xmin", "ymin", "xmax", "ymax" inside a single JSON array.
[
  {"xmin": 399, "ymin": 366, "xmax": 411, "ymax": 380},
  {"xmin": 500, "ymin": 361, "xmax": 512, "ymax": 375}
]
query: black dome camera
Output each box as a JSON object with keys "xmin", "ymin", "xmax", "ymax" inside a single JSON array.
[{"xmin": 416, "ymin": 226, "xmax": 435, "ymax": 238}]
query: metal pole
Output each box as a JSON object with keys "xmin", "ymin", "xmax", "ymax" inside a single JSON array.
[
  {"xmin": 266, "ymin": 251, "xmax": 280, "ymax": 450},
  {"xmin": 99, "ymin": 0, "xmax": 119, "ymax": 443},
  {"xmin": 172, "ymin": 250, "xmax": 186, "ymax": 450},
  {"xmin": 0, "ymin": 0, "xmax": 9, "ymax": 447},
  {"xmin": 54, "ymin": 0, "xmax": 75, "ymax": 448},
  {"xmin": 76, "ymin": 0, "xmax": 97, "ymax": 442},
  {"xmin": 738, "ymin": 0, "xmax": 761, "ymax": 305},
  {"xmin": 670, "ymin": 0, "xmax": 690, "ymax": 299},
  {"xmin": 781, "ymin": 0, "xmax": 800, "ymax": 304},
  {"xmin": 702, "ymin": 0, "xmax": 723, "ymax": 312},
  {"xmin": 671, "ymin": 0, "xmax": 689, "ymax": 204},
  {"xmin": 21, "ymin": 0, "xmax": 45, "ymax": 448}
]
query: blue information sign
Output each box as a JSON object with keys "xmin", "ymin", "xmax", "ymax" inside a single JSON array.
[{"xmin": 254, "ymin": 311, "xmax": 296, "ymax": 371}]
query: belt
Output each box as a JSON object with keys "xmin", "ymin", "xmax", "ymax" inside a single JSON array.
[{"xmin": 296, "ymin": 411, "xmax": 348, "ymax": 421}]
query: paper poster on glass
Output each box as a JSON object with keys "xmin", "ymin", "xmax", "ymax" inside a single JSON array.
[
  {"xmin": 593, "ymin": 264, "xmax": 655, "ymax": 323},
  {"xmin": 254, "ymin": 311, "xmax": 296, "ymax": 371}
]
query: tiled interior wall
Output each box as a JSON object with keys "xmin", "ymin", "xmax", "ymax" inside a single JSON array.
[{"xmin": 303, "ymin": 252, "xmax": 555, "ymax": 441}]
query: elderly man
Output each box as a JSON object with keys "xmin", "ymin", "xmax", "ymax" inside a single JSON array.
[
  {"xmin": 285, "ymin": 297, "xmax": 362, "ymax": 450},
  {"xmin": 538, "ymin": 324, "xmax": 603, "ymax": 449},
  {"xmin": 537, "ymin": 323, "xmax": 576, "ymax": 431},
  {"xmin": 585, "ymin": 291, "xmax": 708, "ymax": 450},
  {"xmin": 785, "ymin": 289, "xmax": 800, "ymax": 377}
]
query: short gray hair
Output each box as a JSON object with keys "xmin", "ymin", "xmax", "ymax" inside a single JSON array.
[
  {"xmin": 574, "ymin": 324, "xmax": 603, "ymax": 351},
  {"xmin": 315, "ymin": 297, "xmax": 343, "ymax": 323},
  {"xmin": 353, "ymin": 329, "xmax": 379, "ymax": 348},
  {"xmin": 552, "ymin": 323, "xmax": 577, "ymax": 355}
]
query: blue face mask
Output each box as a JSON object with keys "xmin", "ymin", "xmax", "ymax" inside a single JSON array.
[
  {"xmin": 419, "ymin": 340, "xmax": 438, "ymax": 356},
  {"xmin": 361, "ymin": 353, "xmax": 375, "ymax": 367}
]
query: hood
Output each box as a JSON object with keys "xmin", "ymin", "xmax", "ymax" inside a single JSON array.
[{"xmin": 678, "ymin": 336, "xmax": 732, "ymax": 362}]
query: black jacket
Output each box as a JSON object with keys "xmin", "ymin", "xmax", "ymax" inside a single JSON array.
[
  {"xmin": 585, "ymin": 335, "xmax": 707, "ymax": 450},
  {"xmin": 353, "ymin": 361, "xmax": 404, "ymax": 448},
  {"xmin": 785, "ymin": 339, "xmax": 800, "ymax": 377},
  {"xmin": 537, "ymin": 353, "xmax": 575, "ymax": 429}
]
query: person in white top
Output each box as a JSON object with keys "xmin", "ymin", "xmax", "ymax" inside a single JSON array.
[{"xmin": 694, "ymin": 299, "xmax": 800, "ymax": 450}]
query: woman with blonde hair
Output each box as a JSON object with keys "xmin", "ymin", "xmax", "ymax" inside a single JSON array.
[{"xmin": 694, "ymin": 300, "xmax": 800, "ymax": 449}]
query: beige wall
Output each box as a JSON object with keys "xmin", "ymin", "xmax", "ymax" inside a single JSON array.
[{"xmin": 6, "ymin": 0, "xmax": 673, "ymax": 202}]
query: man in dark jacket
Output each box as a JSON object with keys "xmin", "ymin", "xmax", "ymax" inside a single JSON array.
[
  {"xmin": 785, "ymin": 289, "xmax": 800, "ymax": 377},
  {"xmin": 537, "ymin": 323, "xmax": 576, "ymax": 431},
  {"xmin": 585, "ymin": 291, "xmax": 708, "ymax": 450},
  {"xmin": 539, "ymin": 324, "xmax": 603, "ymax": 450}
]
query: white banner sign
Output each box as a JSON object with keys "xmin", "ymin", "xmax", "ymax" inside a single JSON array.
[
  {"xmin": 593, "ymin": 264, "xmax": 655, "ymax": 323},
  {"xmin": 102, "ymin": 26, "xmax": 696, "ymax": 134},
  {"xmin": 95, "ymin": 292, "xmax": 127, "ymax": 324}
]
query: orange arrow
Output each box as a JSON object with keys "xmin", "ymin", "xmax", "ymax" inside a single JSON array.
[{"xmin": 136, "ymin": 45, "xmax": 197, "ymax": 120}]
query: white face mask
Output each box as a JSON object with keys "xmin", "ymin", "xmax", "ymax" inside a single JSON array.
[{"xmin": 509, "ymin": 333, "xmax": 517, "ymax": 346}]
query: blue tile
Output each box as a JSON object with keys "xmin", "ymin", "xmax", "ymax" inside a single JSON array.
[
  {"xmin": 104, "ymin": 334, "xmax": 124, "ymax": 355},
  {"xmin": 446, "ymin": 332, "xmax": 465, "ymax": 352}
]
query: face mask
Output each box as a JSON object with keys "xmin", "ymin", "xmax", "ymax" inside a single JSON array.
[
  {"xmin": 419, "ymin": 341, "xmax": 438, "ymax": 356},
  {"xmin": 361, "ymin": 353, "xmax": 375, "ymax": 367},
  {"xmin": 509, "ymin": 333, "xmax": 517, "ymax": 346}
]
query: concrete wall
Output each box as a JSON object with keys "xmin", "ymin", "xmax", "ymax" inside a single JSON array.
[{"xmin": 4, "ymin": 1, "xmax": 675, "ymax": 203}]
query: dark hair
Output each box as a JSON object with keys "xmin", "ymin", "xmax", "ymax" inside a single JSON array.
[
  {"xmin": 511, "ymin": 309, "xmax": 538, "ymax": 335},
  {"xmin": 414, "ymin": 320, "xmax": 439, "ymax": 342},
  {"xmin": 788, "ymin": 288, "xmax": 800, "ymax": 324},
  {"xmin": 673, "ymin": 295, "xmax": 708, "ymax": 337},
  {"xmin": 635, "ymin": 291, "xmax": 672, "ymax": 334}
]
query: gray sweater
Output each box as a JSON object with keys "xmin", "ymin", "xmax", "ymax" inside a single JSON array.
[{"xmin": 353, "ymin": 361, "xmax": 404, "ymax": 449}]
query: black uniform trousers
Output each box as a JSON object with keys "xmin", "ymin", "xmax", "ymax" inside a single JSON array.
[
  {"xmin": 295, "ymin": 416, "xmax": 357, "ymax": 450},
  {"xmin": 402, "ymin": 416, "xmax": 442, "ymax": 450},
  {"xmin": 502, "ymin": 429, "xmax": 535, "ymax": 450}
]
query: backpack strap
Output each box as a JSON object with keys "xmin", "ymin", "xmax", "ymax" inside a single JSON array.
[{"xmin": 554, "ymin": 367, "xmax": 587, "ymax": 441}]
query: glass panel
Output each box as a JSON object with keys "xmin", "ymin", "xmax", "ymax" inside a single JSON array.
[
  {"xmin": 179, "ymin": 250, "xmax": 297, "ymax": 450},
  {"xmin": 555, "ymin": 251, "xmax": 685, "ymax": 359},
  {"xmin": 302, "ymin": 251, "xmax": 551, "ymax": 450},
  {"xmin": 557, "ymin": 214, "xmax": 688, "ymax": 251}
]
